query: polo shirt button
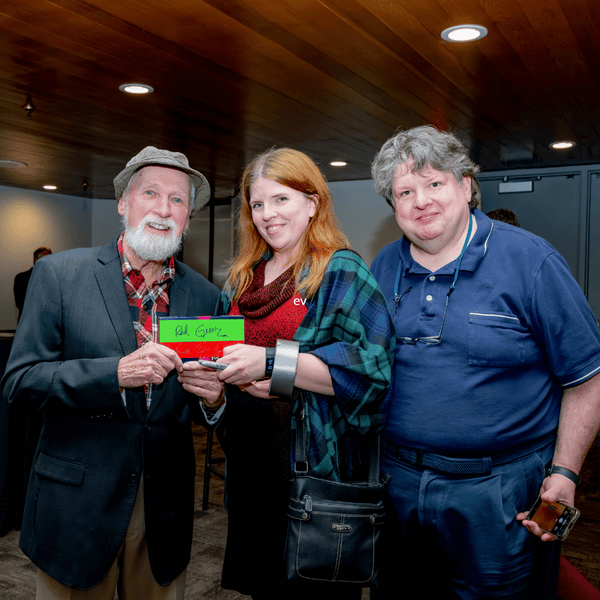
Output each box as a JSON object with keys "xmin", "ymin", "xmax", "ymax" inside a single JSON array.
[
  {"xmin": 129, "ymin": 473, "xmax": 139, "ymax": 483},
  {"xmin": 426, "ymin": 295, "xmax": 433, "ymax": 301},
  {"xmin": 429, "ymin": 276, "xmax": 435, "ymax": 281},
  {"xmin": 145, "ymin": 425, "xmax": 151, "ymax": 432}
]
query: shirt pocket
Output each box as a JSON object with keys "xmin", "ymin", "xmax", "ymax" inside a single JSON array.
[{"xmin": 468, "ymin": 312, "xmax": 531, "ymax": 367}]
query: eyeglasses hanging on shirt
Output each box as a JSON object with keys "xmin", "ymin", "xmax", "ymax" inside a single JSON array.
[{"xmin": 393, "ymin": 212, "xmax": 473, "ymax": 345}]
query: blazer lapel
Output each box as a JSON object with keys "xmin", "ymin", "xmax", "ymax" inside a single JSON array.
[
  {"xmin": 94, "ymin": 242, "xmax": 137, "ymax": 357},
  {"xmin": 169, "ymin": 266, "xmax": 191, "ymax": 317}
]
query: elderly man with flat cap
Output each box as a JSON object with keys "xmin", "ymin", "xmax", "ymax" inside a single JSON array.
[{"xmin": 2, "ymin": 147, "xmax": 221, "ymax": 599}]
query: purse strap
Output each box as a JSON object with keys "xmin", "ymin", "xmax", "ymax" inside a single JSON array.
[{"xmin": 293, "ymin": 407, "xmax": 381, "ymax": 486}]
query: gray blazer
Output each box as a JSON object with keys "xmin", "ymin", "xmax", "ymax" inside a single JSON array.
[{"xmin": 1, "ymin": 240, "xmax": 219, "ymax": 589}]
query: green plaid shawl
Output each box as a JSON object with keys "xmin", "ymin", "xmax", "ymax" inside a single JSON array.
[{"xmin": 221, "ymin": 250, "xmax": 394, "ymax": 480}]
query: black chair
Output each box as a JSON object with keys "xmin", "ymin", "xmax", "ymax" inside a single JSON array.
[{"xmin": 202, "ymin": 426, "xmax": 225, "ymax": 511}]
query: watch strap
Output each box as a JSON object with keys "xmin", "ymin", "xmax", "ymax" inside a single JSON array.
[{"xmin": 547, "ymin": 465, "xmax": 581, "ymax": 488}]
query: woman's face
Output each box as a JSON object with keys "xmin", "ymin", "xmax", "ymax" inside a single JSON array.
[{"xmin": 248, "ymin": 177, "xmax": 317, "ymax": 259}]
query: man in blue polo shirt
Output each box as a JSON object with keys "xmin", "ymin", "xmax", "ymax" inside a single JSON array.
[{"xmin": 370, "ymin": 125, "xmax": 600, "ymax": 599}]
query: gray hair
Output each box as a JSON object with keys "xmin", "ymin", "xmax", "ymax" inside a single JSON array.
[
  {"xmin": 371, "ymin": 125, "xmax": 480, "ymax": 209},
  {"xmin": 122, "ymin": 167, "xmax": 196, "ymax": 216}
]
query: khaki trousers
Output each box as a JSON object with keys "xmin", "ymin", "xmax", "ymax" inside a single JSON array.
[{"xmin": 36, "ymin": 480, "xmax": 187, "ymax": 600}]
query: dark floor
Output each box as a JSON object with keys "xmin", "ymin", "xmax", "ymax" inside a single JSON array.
[{"xmin": 0, "ymin": 426, "xmax": 598, "ymax": 598}]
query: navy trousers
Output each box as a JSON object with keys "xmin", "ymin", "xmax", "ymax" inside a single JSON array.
[{"xmin": 373, "ymin": 441, "xmax": 560, "ymax": 599}]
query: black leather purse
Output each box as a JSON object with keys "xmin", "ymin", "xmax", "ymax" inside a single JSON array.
[{"xmin": 283, "ymin": 408, "xmax": 388, "ymax": 585}]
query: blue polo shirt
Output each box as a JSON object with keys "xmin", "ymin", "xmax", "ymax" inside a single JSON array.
[{"xmin": 371, "ymin": 209, "xmax": 600, "ymax": 454}]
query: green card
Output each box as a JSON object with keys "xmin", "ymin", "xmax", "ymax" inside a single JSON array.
[{"xmin": 159, "ymin": 316, "xmax": 244, "ymax": 360}]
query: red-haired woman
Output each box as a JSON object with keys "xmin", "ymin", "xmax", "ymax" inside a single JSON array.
[{"xmin": 180, "ymin": 148, "xmax": 393, "ymax": 599}]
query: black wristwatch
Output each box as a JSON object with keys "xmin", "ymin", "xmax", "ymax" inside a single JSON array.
[
  {"xmin": 265, "ymin": 347, "xmax": 276, "ymax": 377},
  {"xmin": 546, "ymin": 465, "xmax": 581, "ymax": 488}
]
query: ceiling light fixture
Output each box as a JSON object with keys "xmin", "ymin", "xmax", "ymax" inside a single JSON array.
[
  {"xmin": 43, "ymin": 185, "xmax": 57, "ymax": 190},
  {"xmin": 0, "ymin": 160, "xmax": 27, "ymax": 169},
  {"xmin": 22, "ymin": 94, "xmax": 36, "ymax": 118},
  {"xmin": 551, "ymin": 141, "xmax": 575, "ymax": 150},
  {"xmin": 441, "ymin": 24, "xmax": 488, "ymax": 42},
  {"xmin": 330, "ymin": 161, "xmax": 347, "ymax": 167},
  {"xmin": 119, "ymin": 83, "xmax": 154, "ymax": 94}
]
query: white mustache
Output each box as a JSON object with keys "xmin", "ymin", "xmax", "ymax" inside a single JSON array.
[{"xmin": 140, "ymin": 216, "xmax": 176, "ymax": 232}]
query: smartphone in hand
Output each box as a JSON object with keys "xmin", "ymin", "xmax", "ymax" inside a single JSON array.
[{"xmin": 526, "ymin": 497, "xmax": 580, "ymax": 540}]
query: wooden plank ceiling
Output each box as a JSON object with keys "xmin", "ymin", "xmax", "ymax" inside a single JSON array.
[{"xmin": 0, "ymin": 0, "xmax": 598, "ymax": 201}]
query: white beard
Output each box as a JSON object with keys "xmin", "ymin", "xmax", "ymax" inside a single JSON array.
[{"xmin": 122, "ymin": 209, "xmax": 185, "ymax": 262}]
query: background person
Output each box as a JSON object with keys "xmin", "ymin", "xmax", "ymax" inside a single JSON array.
[
  {"xmin": 486, "ymin": 207, "xmax": 520, "ymax": 227},
  {"xmin": 1, "ymin": 147, "xmax": 219, "ymax": 600},
  {"xmin": 369, "ymin": 125, "xmax": 600, "ymax": 599},
  {"xmin": 179, "ymin": 148, "xmax": 394, "ymax": 599},
  {"xmin": 13, "ymin": 246, "xmax": 52, "ymax": 322}
]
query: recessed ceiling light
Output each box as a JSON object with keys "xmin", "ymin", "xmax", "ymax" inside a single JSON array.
[
  {"xmin": 441, "ymin": 24, "xmax": 488, "ymax": 42},
  {"xmin": 551, "ymin": 141, "xmax": 575, "ymax": 150},
  {"xmin": 119, "ymin": 83, "xmax": 154, "ymax": 94},
  {"xmin": 0, "ymin": 160, "xmax": 27, "ymax": 169},
  {"xmin": 330, "ymin": 161, "xmax": 347, "ymax": 167},
  {"xmin": 43, "ymin": 185, "xmax": 57, "ymax": 190}
]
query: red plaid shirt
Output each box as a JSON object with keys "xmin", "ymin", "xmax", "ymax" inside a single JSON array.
[{"xmin": 118, "ymin": 233, "xmax": 175, "ymax": 405}]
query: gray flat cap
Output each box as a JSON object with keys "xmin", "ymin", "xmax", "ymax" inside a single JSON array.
[{"xmin": 113, "ymin": 146, "xmax": 211, "ymax": 217}]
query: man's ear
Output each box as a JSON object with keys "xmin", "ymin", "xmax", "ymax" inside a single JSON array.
[
  {"xmin": 461, "ymin": 176, "xmax": 472, "ymax": 203},
  {"xmin": 117, "ymin": 196, "xmax": 127, "ymax": 217}
]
